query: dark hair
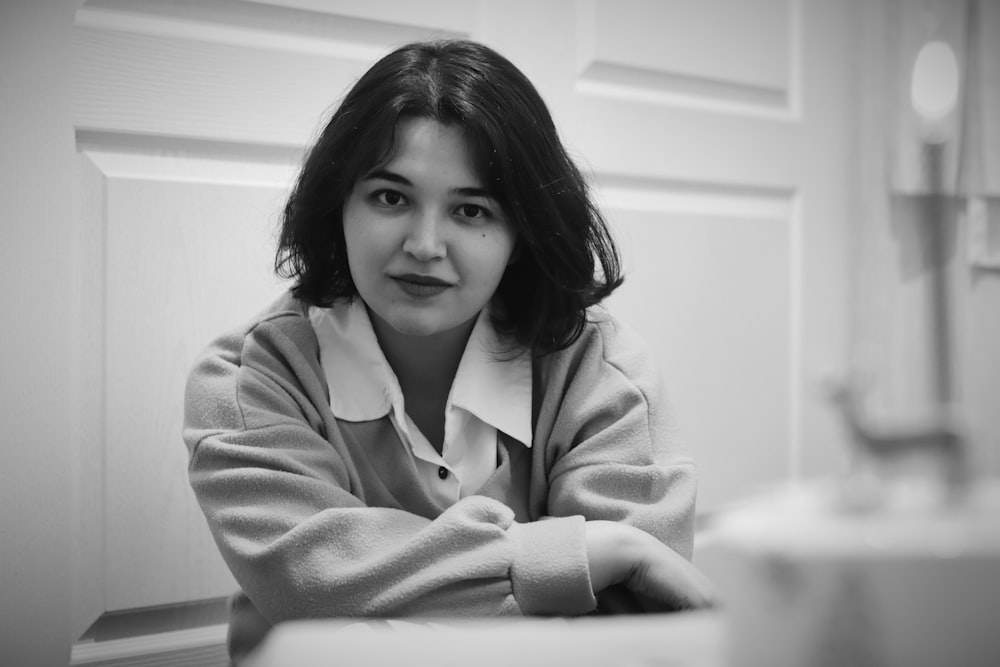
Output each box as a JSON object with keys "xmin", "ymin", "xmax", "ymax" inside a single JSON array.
[{"xmin": 275, "ymin": 39, "xmax": 622, "ymax": 355}]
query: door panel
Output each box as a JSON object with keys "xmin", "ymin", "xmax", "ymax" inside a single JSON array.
[
  {"xmin": 90, "ymin": 149, "xmax": 291, "ymax": 610},
  {"xmin": 583, "ymin": 0, "xmax": 791, "ymax": 94},
  {"xmin": 73, "ymin": 18, "xmax": 398, "ymax": 147}
]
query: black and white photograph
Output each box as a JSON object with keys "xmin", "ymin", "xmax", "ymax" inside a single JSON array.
[{"xmin": 2, "ymin": 1, "xmax": 998, "ymax": 666}]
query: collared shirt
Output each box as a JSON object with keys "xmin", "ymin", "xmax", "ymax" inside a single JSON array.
[{"xmin": 309, "ymin": 299, "xmax": 532, "ymax": 507}]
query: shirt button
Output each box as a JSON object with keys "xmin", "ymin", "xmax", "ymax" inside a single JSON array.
[{"xmin": 438, "ymin": 466, "xmax": 449, "ymax": 480}]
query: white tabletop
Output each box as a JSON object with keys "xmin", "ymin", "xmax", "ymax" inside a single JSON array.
[{"xmin": 244, "ymin": 610, "xmax": 725, "ymax": 667}]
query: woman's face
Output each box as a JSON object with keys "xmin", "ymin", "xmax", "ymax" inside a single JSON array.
[{"xmin": 343, "ymin": 117, "xmax": 517, "ymax": 339}]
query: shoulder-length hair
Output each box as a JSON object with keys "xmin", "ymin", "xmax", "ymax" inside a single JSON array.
[{"xmin": 275, "ymin": 39, "xmax": 622, "ymax": 355}]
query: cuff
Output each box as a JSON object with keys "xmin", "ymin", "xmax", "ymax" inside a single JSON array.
[{"xmin": 507, "ymin": 515, "xmax": 597, "ymax": 615}]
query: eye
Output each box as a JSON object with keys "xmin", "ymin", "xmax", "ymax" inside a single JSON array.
[
  {"xmin": 455, "ymin": 203, "xmax": 490, "ymax": 220},
  {"xmin": 372, "ymin": 189, "xmax": 406, "ymax": 207}
]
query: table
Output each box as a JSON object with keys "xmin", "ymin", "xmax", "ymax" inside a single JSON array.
[{"xmin": 244, "ymin": 610, "xmax": 726, "ymax": 667}]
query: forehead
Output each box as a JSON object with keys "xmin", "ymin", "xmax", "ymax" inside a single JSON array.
[{"xmin": 371, "ymin": 117, "xmax": 493, "ymax": 188}]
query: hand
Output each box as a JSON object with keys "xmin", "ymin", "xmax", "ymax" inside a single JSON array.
[{"xmin": 584, "ymin": 521, "xmax": 716, "ymax": 611}]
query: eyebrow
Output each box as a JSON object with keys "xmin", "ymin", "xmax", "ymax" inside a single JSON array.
[{"xmin": 363, "ymin": 169, "xmax": 496, "ymax": 199}]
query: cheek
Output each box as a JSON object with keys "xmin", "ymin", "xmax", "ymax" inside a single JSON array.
[
  {"xmin": 475, "ymin": 232, "xmax": 517, "ymax": 287},
  {"xmin": 341, "ymin": 219, "xmax": 377, "ymax": 286},
  {"xmin": 342, "ymin": 203, "xmax": 381, "ymax": 259}
]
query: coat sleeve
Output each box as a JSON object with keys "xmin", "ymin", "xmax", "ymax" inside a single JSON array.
[
  {"xmin": 539, "ymin": 313, "xmax": 697, "ymax": 561},
  {"xmin": 182, "ymin": 316, "xmax": 596, "ymax": 625}
]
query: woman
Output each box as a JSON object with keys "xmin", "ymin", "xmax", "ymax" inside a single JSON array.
[{"xmin": 183, "ymin": 39, "xmax": 713, "ymax": 662}]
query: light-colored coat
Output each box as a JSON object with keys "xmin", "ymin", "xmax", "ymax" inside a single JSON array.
[{"xmin": 183, "ymin": 292, "xmax": 696, "ymax": 659}]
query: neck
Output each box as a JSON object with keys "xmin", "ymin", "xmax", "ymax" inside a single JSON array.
[{"xmin": 369, "ymin": 311, "xmax": 477, "ymax": 399}]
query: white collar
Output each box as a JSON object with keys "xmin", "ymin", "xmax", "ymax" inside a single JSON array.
[{"xmin": 309, "ymin": 299, "xmax": 532, "ymax": 448}]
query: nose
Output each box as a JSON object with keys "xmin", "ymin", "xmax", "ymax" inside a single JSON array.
[{"xmin": 402, "ymin": 210, "xmax": 446, "ymax": 262}]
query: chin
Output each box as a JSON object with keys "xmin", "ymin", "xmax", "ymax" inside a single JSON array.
[
  {"xmin": 368, "ymin": 299, "xmax": 475, "ymax": 340},
  {"xmin": 382, "ymin": 314, "xmax": 448, "ymax": 338}
]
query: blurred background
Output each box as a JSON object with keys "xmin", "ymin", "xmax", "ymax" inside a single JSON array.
[{"xmin": 1, "ymin": 1, "xmax": 997, "ymax": 665}]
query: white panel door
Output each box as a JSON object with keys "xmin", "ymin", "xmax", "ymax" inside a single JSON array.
[{"xmin": 65, "ymin": 0, "xmax": 857, "ymax": 641}]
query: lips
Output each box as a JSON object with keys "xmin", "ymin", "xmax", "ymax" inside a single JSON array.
[{"xmin": 391, "ymin": 273, "xmax": 454, "ymax": 297}]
